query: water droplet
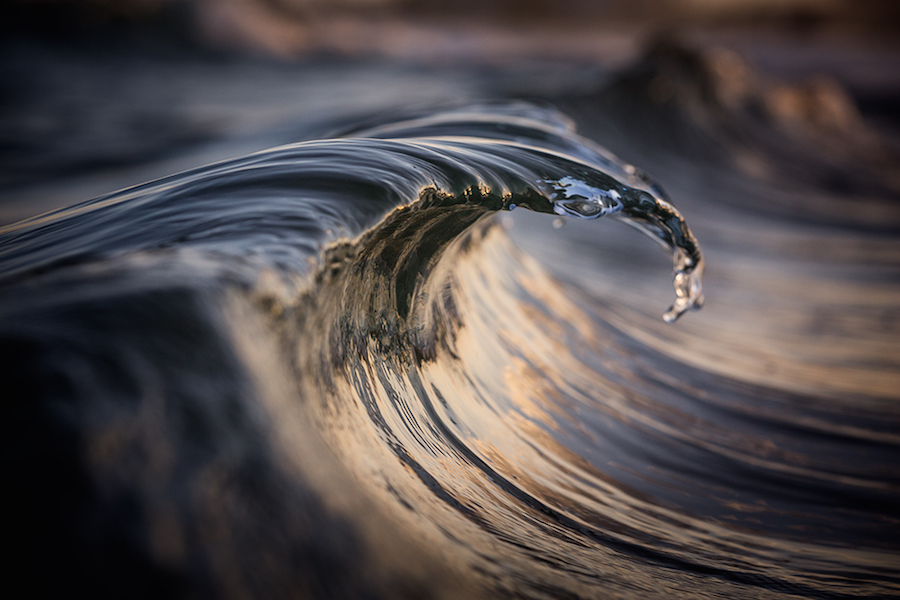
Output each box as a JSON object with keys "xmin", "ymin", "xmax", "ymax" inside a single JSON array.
[{"xmin": 543, "ymin": 177, "xmax": 623, "ymax": 219}]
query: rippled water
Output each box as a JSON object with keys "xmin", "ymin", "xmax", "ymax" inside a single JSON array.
[{"xmin": 2, "ymin": 42, "xmax": 899, "ymax": 599}]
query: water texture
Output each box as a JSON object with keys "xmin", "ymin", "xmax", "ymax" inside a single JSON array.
[{"xmin": 1, "ymin": 43, "xmax": 898, "ymax": 600}]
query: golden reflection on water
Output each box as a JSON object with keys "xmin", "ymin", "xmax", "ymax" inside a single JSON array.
[{"xmin": 294, "ymin": 219, "xmax": 899, "ymax": 598}]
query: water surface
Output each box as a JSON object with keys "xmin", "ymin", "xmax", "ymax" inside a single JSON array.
[{"xmin": 2, "ymin": 40, "xmax": 899, "ymax": 600}]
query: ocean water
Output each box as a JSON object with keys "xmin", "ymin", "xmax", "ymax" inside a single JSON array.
[{"xmin": 1, "ymin": 41, "xmax": 899, "ymax": 599}]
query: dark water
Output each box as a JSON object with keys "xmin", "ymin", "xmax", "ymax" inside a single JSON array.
[{"xmin": 2, "ymin": 42, "xmax": 899, "ymax": 599}]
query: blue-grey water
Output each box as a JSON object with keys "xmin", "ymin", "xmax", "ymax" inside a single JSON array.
[{"xmin": 1, "ymin": 38, "xmax": 899, "ymax": 599}]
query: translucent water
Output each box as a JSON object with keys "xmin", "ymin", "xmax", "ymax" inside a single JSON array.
[{"xmin": 2, "ymin": 48, "xmax": 898, "ymax": 600}]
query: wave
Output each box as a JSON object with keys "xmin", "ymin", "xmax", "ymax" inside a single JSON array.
[
  {"xmin": 0, "ymin": 102, "xmax": 702, "ymax": 321},
  {"xmin": 1, "ymin": 96, "xmax": 898, "ymax": 600}
]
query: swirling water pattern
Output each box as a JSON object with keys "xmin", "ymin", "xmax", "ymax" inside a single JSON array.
[{"xmin": 1, "ymin": 75, "xmax": 898, "ymax": 600}]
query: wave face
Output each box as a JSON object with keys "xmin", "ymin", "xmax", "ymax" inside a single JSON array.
[{"xmin": 1, "ymin": 90, "xmax": 898, "ymax": 600}]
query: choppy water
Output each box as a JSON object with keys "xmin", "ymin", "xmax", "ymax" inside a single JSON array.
[{"xmin": 2, "ymin": 42, "xmax": 899, "ymax": 599}]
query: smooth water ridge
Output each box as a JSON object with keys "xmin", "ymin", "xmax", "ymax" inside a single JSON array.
[{"xmin": 2, "ymin": 70, "xmax": 898, "ymax": 600}]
